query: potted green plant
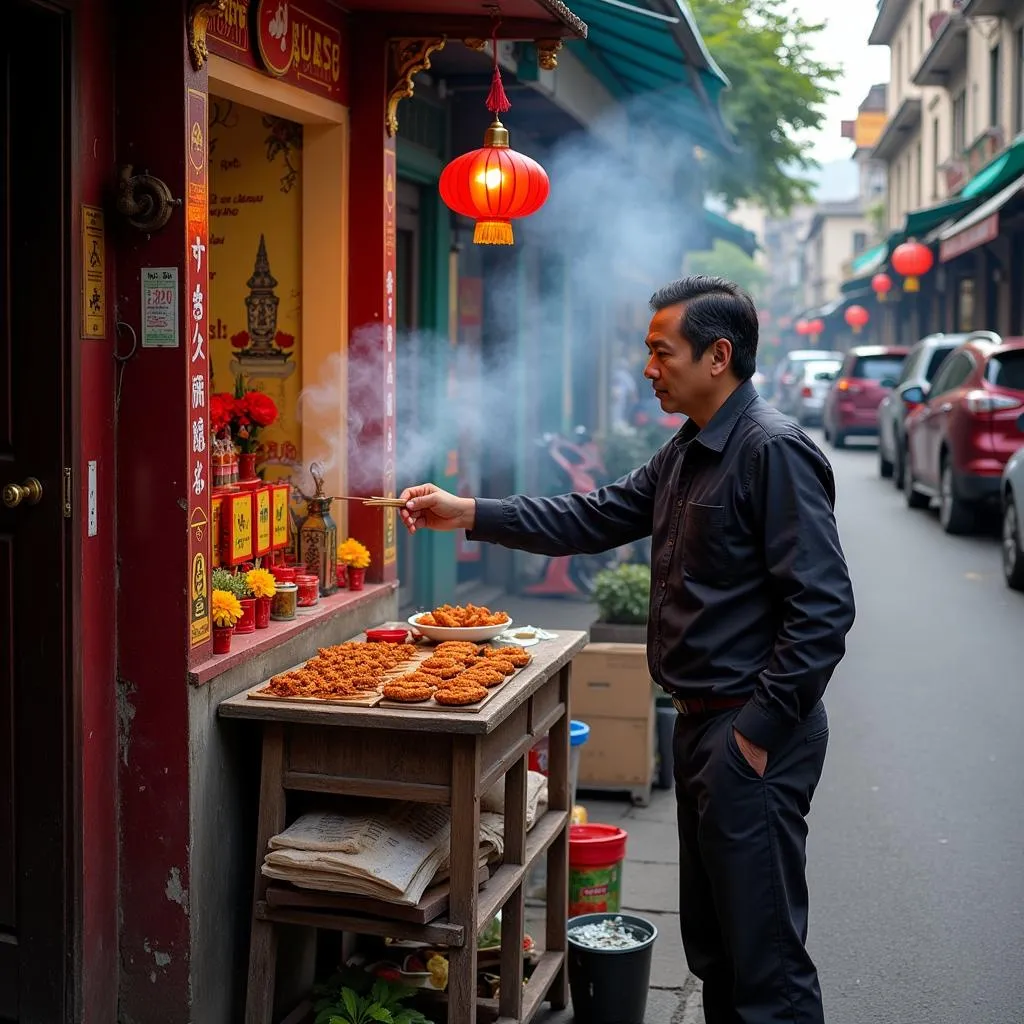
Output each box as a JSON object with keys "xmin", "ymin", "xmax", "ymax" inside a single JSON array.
[
  {"xmin": 312, "ymin": 973, "xmax": 433, "ymax": 1024},
  {"xmin": 590, "ymin": 563, "xmax": 650, "ymax": 645},
  {"xmin": 212, "ymin": 567, "xmax": 255, "ymax": 634}
]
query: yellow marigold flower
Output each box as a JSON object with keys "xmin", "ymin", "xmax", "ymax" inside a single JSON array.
[
  {"xmin": 337, "ymin": 537, "xmax": 371, "ymax": 569},
  {"xmin": 212, "ymin": 589, "xmax": 244, "ymax": 627},
  {"xmin": 246, "ymin": 567, "xmax": 277, "ymax": 599}
]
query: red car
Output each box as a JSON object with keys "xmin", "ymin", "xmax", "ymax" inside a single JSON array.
[
  {"xmin": 902, "ymin": 333, "xmax": 1024, "ymax": 534},
  {"xmin": 823, "ymin": 346, "xmax": 909, "ymax": 448}
]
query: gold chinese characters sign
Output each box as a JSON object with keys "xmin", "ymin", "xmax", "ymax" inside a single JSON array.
[
  {"xmin": 81, "ymin": 205, "xmax": 105, "ymax": 339},
  {"xmin": 187, "ymin": 88, "xmax": 212, "ymax": 649}
]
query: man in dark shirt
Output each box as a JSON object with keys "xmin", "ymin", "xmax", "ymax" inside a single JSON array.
[{"xmin": 398, "ymin": 275, "xmax": 855, "ymax": 1024}]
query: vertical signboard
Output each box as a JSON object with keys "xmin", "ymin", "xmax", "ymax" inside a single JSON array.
[
  {"xmin": 186, "ymin": 88, "xmax": 212, "ymax": 649},
  {"xmin": 382, "ymin": 145, "xmax": 398, "ymax": 569}
]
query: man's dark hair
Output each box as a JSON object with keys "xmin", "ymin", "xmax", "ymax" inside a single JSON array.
[{"xmin": 649, "ymin": 275, "xmax": 759, "ymax": 381}]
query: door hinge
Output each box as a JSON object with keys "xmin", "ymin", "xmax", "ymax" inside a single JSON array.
[{"xmin": 62, "ymin": 467, "xmax": 72, "ymax": 518}]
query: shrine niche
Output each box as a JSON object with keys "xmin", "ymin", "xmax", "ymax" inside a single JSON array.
[{"xmin": 208, "ymin": 98, "xmax": 303, "ymax": 484}]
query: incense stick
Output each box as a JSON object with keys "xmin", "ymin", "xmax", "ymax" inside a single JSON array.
[{"xmin": 338, "ymin": 495, "xmax": 407, "ymax": 508}]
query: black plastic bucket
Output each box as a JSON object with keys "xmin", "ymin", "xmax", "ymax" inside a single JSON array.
[{"xmin": 567, "ymin": 913, "xmax": 658, "ymax": 1024}]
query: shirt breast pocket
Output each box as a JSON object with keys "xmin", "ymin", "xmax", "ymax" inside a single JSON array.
[{"xmin": 680, "ymin": 502, "xmax": 734, "ymax": 585}]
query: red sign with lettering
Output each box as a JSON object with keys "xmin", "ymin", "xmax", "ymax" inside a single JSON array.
[
  {"xmin": 186, "ymin": 88, "xmax": 212, "ymax": 652},
  {"xmin": 207, "ymin": 0, "xmax": 349, "ymax": 105}
]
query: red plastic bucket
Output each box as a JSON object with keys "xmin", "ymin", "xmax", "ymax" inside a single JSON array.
[{"xmin": 569, "ymin": 824, "xmax": 627, "ymax": 917}]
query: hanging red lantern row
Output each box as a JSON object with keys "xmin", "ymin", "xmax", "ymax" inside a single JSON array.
[
  {"xmin": 871, "ymin": 272, "xmax": 893, "ymax": 302},
  {"xmin": 891, "ymin": 240, "xmax": 934, "ymax": 292},
  {"xmin": 844, "ymin": 304, "xmax": 870, "ymax": 334},
  {"xmin": 438, "ymin": 23, "xmax": 550, "ymax": 245}
]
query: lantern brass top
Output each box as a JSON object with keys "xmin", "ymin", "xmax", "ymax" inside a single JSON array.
[{"xmin": 484, "ymin": 118, "xmax": 510, "ymax": 148}]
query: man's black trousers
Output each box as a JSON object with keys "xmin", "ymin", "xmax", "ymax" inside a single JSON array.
[{"xmin": 673, "ymin": 702, "xmax": 829, "ymax": 1024}]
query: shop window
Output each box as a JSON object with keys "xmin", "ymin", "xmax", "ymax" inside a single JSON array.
[
  {"xmin": 209, "ymin": 97, "xmax": 303, "ymax": 483},
  {"xmin": 1015, "ymin": 27, "xmax": 1024, "ymax": 134},
  {"xmin": 952, "ymin": 90, "xmax": 967, "ymax": 154},
  {"xmin": 955, "ymin": 277, "xmax": 975, "ymax": 333},
  {"xmin": 990, "ymin": 44, "xmax": 1002, "ymax": 129}
]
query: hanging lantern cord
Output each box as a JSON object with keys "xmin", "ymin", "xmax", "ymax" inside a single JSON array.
[{"xmin": 486, "ymin": 19, "xmax": 512, "ymax": 115}]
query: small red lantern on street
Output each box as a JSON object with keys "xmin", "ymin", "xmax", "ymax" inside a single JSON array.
[
  {"xmin": 845, "ymin": 304, "xmax": 870, "ymax": 334},
  {"xmin": 795, "ymin": 319, "xmax": 811, "ymax": 336},
  {"xmin": 439, "ymin": 23, "xmax": 549, "ymax": 244},
  {"xmin": 871, "ymin": 272, "xmax": 893, "ymax": 302},
  {"xmin": 891, "ymin": 240, "xmax": 934, "ymax": 292}
]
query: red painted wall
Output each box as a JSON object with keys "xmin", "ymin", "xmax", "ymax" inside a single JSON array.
[
  {"xmin": 347, "ymin": 18, "xmax": 399, "ymax": 584},
  {"xmin": 71, "ymin": 1, "xmax": 119, "ymax": 1020},
  {"xmin": 113, "ymin": 2, "xmax": 200, "ymax": 1018}
]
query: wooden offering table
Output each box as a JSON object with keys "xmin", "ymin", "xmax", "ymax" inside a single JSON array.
[{"xmin": 219, "ymin": 630, "xmax": 588, "ymax": 1024}]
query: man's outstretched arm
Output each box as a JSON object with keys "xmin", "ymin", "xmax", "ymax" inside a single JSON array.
[{"xmin": 399, "ymin": 447, "xmax": 668, "ymax": 558}]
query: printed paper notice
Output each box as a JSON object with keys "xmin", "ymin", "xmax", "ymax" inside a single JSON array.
[{"xmin": 141, "ymin": 268, "xmax": 179, "ymax": 348}]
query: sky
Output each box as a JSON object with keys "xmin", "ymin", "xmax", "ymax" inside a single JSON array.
[{"xmin": 786, "ymin": 0, "xmax": 892, "ymax": 164}]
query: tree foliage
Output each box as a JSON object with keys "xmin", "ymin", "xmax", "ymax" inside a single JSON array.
[
  {"xmin": 687, "ymin": 240, "xmax": 767, "ymax": 298},
  {"xmin": 689, "ymin": 0, "xmax": 841, "ymax": 213}
]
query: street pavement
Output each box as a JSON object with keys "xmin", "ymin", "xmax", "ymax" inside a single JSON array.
[{"xmin": 500, "ymin": 430, "xmax": 1024, "ymax": 1023}]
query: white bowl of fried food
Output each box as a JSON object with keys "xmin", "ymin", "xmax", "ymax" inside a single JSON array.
[{"xmin": 408, "ymin": 603, "xmax": 512, "ymax": 642}]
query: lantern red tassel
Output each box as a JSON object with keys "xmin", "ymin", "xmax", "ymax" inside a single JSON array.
[{"xmin": 486, "ymin": 64, "xmax": 512, "ymax": 115}]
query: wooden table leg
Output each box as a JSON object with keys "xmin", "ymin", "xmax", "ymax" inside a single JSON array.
[
  {"xmin": 499, "ymin": 752, "xmax": 528, "ymax": 1021},
  {"xmin": 545, "ymin": 665, "xmax": 571, "ymax": 1011},
  {"xmin": 246, "ymin": 723, "xmax": 287, "ymax": 1024},
  {"xmin": 449, "ymin": 735, "xmax": 482, "ymax": 1024}
]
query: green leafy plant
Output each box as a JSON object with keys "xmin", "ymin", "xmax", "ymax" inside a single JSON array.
[
  {"xmin": 593, "ymin": 563, "xmax": 651, "ymax": 624},
  {"xmin": 312, "ymin": 975, "xmax": 433, "ymax": 1024},
  {"xmin": 212, "ymin": 566, "xmax": 250, "ymax": 599},
  {"xmin": 599, "ymin": 427, "xmax": 661, "ymax": 484}
]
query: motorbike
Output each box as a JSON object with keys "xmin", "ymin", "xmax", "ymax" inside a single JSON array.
[{"xmin": 521, "ymin": 426, "xmax": 650, "ymax": 598}]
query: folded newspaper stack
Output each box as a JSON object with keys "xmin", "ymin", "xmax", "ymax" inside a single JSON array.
[{"xmin": 262, "ymin": 772, "xmax": 549, "ymax": 906}]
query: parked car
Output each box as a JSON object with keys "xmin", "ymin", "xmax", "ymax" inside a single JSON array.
[
  {"xmin": 902, "ymin": 332, "xmax": 1024, "ymax": 534},
  {"xmin": 787, "ymin": 358, "xmax": 842, "ymax": 426},
  {"xmin": 877, "ymin": 334, "xmax": 965, "ymax": 485},
  {"xmin": 773, "ymin": 349, "xmax": 844, "ymax": 414},
  {"xmin": 823, "ymin": 346, "xmax": 909, "ymax": 448},
  {"xmin": 1001, "ymin": 444, "xmax": 1024, "ymax": 590}
]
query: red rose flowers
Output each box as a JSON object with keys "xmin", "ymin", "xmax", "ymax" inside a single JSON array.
[{"xmin": 210, "ymin": 384, "xmax": 279, "ymax": 454}]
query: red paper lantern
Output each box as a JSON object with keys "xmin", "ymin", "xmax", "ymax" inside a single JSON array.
[
  {"xmin": 439, "ymin": 120, "xmax": 550, "ymax": 245},
  {"xmin": 845, "ymin": 304, "xmax": 870, "ymax": 334},
  {"xmin": 795, "ymin": 319, "xmax": 811, "ymax": 336},
  {"xmin": 808, "ymin": 318, "xmax": 824, "ymax": 336},
  {"xmin": 891, "ymin": 241, "xmax": 934, "ymax": 292},
  {"xmin": 871, "ymin": 272, "xmax": 893, "ymax": 302}
]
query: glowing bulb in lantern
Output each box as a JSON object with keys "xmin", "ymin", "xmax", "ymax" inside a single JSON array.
[{"xmin": 479, "ymin": 167, "xmax": 504, "ymax": 190}]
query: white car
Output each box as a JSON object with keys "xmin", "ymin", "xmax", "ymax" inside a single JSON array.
[{"xmin": 1002, "ymin": 441, "xmax": 1024, "ymax": 590}]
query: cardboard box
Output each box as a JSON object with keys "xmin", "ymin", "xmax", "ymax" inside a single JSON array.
[
  {"xmin": 578, "ymin": 717, "xmax": 656, "ymax": 789},
  {"xmin": 571, "ymin": 643, "xmax": 654, "ymax": 718},
  {"xmin": 571, "ymin": 643, "xmax": 656, "ymax": 793}
]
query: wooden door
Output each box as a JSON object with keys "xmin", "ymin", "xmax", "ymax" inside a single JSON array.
[{"xmin": 1, "ymin": 3, "xmax": 74, "ymax": 1021}]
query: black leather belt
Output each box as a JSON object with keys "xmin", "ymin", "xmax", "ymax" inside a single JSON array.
[{"xmin": 671, "ymin": 695, "xmax": 748, "ymax": 717}]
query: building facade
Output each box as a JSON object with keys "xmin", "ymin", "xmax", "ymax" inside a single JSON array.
[
  {"xmin": 844, "ymin": 0, "xmax": 1024, "ymax": 346},
  {"xmin": 0, "ymin": 2, "xmax": 739, "ymax": 1022}
]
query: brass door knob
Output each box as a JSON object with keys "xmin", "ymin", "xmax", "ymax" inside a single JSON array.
[{"xmin": 3, "ymin": 477, "xmax": 43, "ymax": 508}]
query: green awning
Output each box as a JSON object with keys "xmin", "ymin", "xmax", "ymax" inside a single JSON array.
[
  {"xmin": 703, "ymin": 208, "xmax": 757, "ymax": 257},
  {"xmin": 961, "ymin": 136, "xmax": 1024, "ymax": 199},
  {"xmin": 904, "ymin": 195, "xmax": 977, "ymax": 237},
  {"xmin": 567, "ymin": 0, "xmax": 734, "ymax": 156},
  {"xmin": 850, "ymin": 243, "xmax": 887, "ymax": 276}
]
